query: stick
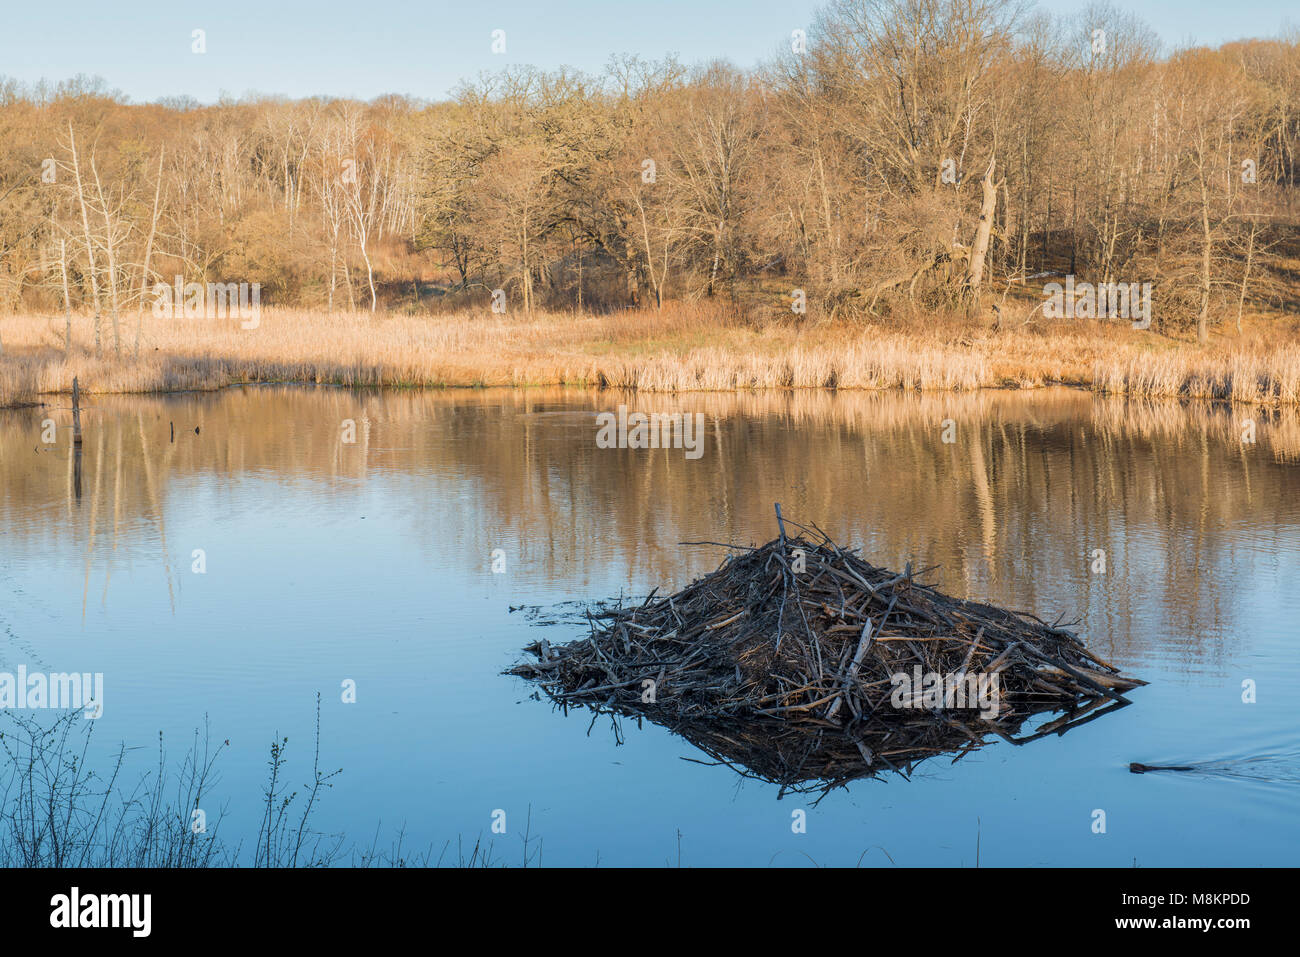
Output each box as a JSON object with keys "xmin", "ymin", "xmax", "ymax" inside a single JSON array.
[
  {"xmin": 71, "ymin": 377, "xmax": 82, "ymax": 446},
  {"xmin": 826, "ymin": 616, "xmax": 874, "ymax": 720}
]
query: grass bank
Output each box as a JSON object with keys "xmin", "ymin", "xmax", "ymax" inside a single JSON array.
[{"xmin": 2, "ymin": 304, "xmax": 1299, "ymax": 406}]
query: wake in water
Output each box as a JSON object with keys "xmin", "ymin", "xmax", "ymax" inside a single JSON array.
[{"xmin": 1130, "ymin": 751, "xmax": 1300, "ymax": 785}]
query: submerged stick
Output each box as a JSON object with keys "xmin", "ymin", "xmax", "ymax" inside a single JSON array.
[{"xmin": 71, "ymin": 377, "xmax": 82, "ymax": 446}]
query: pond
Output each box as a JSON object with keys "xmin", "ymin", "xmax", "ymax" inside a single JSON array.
[{"xmin": 1, "ymin": 385, "xmax": 1296, "ymax": 866}]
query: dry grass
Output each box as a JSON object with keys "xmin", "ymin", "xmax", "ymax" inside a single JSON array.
[{"xmin": 1, "ymin": 304, "xmax": 1298, "ymax": 406}]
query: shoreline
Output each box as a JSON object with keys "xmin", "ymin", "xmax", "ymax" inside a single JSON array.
[
  {"xmin": 3, "ymin": 306, "xmax": 1298, "ymax": 408},
  {"xmin": 0, "ymin": 377, "xmax": 1234, "ymax": 410}
]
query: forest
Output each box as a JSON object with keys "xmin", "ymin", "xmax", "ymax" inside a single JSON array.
[{"xmin": 1, "ymin": 0, "xmax": 1298, "ymax": 355}]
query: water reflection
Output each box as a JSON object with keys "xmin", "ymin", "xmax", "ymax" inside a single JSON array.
[
  {"xmin": 5, "ymin": 385, "xmax": 1297, "ymax": 678},
  {"xmin": 545, "ymin": 695, "xmax": 1133, "ymax": 797}
]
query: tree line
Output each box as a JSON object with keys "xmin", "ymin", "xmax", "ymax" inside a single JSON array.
[{"xmin": 2, "ymin": 0, "xmax": 1299, "ymax": 349}]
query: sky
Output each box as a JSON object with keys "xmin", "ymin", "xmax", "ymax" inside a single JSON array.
[{"xmin": 1, "ymin": 0, "xmax": 1296, "ymax": 104}]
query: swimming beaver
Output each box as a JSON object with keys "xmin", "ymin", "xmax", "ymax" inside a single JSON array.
[{"xmin": 1129, "ymin": 762, "xmax": 1195, "ymax": 773}]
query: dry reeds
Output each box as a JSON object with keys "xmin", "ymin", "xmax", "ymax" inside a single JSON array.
[
  {"xmin": 3, "ymin": 305, "xmax": 1299, "ymax": 407},
  {"xmin": 1092, "ymin": 348, "xmax": 1300, "ymax": 404}
]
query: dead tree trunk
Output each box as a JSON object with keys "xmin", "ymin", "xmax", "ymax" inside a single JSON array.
[
  {"xmin": 966, "ymin": 155, "xmax": 998, "ymax": 313},
  {"xmin": 1236, "ymin": 218, "xmax": 1257, "ymax": 334},
  {"xmin": 135, "ymin": 148, "xmax": 165, "ymax": 358},
  {"xmin": 59, "ymin": 237, "xmax": 73, "ymax": 355},
  {"xmin": 91, "ymin": 155, "xmax": 122, "ymax": 356},
  {"xmin": 67, "ymin": 124, "xmax": 103, "ymax": 357}
]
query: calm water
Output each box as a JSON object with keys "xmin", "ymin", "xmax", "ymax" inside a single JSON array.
[{"xmin": 1, "ymin": 385, "xmax": 1297, "ymax": 866}]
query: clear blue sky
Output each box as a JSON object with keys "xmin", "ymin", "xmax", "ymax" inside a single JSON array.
[{"xmin": 1, "ymin": 0, "xmax": 1296, "ymax": 104}]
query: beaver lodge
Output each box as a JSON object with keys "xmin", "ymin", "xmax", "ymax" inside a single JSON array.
[{"xmin": 511, "ymin": 507, "xmax": 1146, "ymax": 796}]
